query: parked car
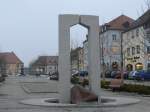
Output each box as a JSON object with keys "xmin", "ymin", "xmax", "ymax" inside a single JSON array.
[
  {"xmin": 79, "ymin": 71, "xmax": 88, "ymax": 77},
  {"xmin": 0, "ymin": 73, "xmax": 5, "ymax": 82},
  {"xmin": 128, "ymin": 71, "xmax": 137, "ymax": 80},
  {"xmin": 49, "ymin": 72, "xmax": 59, "ymax": 80},
  {"xmin": 123, "ymin": 71, "xmax": 129, "ymax": 79},
  {"xmin": 110, "ymin": 70, "xmax": 129, "ymax": 79},
  {"xmin": 105, "ymin": 70, "xmax": 111, "ymax": 78},
  {"xmin": 111, "ymin": 71, "xmax": 121, "ymax": 78},
  {"xmin": 135, "ymin": 70, "xmax": 150, "ymax": 81},
  {"xmin": 71, "ymin": 70, "xmax": 79, "ymax": 76},
  {"xmin": 72, "ymin": 71, "xmax": 88, "ymax": 77}
]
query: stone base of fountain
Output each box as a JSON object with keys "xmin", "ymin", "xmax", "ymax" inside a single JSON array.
[{"xmin": 20, "ymin": 96, "xmax": 140, "ymax": 108}]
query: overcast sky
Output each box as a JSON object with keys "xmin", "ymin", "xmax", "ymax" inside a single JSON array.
[{"xmin": 0, "ymin": 0, "xmax": 148, "ymax": 66}]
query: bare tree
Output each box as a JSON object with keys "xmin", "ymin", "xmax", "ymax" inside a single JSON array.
[{"xmin": 145, "ymin": 0, "xmax": 150, "ymax": 9}]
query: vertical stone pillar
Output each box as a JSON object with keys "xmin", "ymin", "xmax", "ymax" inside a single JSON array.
[
  {"xmin": 58, "ymin": 15, "xmax": 79, "ymax": 103},
  {"xmin": 80, "ymin": 16, "xmax": 101, "ymax": 99}
]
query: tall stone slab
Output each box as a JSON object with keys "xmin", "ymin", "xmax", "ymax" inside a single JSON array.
[
  {"xmin": 59, "ymin": 15, "xmax": 80, "ymax": 103},
  {"xmin": 59, "ymin": 14, "xmax": 101, "ymax": 103},
  {"xmin": 80, "ymin": 15, "xmax": 101, "ymax": 98}
]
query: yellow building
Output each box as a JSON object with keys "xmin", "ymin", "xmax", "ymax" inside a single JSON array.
[{"xmin": 122, "ymin": 10, "xmax": 150, "ymax": 71}]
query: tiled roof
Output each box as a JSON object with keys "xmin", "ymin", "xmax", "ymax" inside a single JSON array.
[
  {"xmin": 101, "ymin": 15, "xmax": 134, "ymax": 31},
  {"xmin": 0, "ymin": 52, "xmax": 23, "ymax": 64},
  {"xmin": 33, "ymin": 56, "xmax": 58, "ymax": 66}
]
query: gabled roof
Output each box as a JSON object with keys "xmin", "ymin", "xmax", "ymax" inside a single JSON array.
[
  {"xmin": 107, "ymin": 15, "xmax": 134, "ymax": 30},
  {"xmin": 0, "ymin": 52, "xmax": 23, "ymax": 64},
  {"xmin": 33, "ymin": 56, "xmax": 58, "ymax": 66},
  {"xmin": 100, "ymin": 15, "xmax": 134, "ymax": 32}
]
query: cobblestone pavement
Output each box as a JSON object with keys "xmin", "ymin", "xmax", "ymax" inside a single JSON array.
[{"xmin": 0, "ymin": 76, "xmax": 150, "ymax": 112}]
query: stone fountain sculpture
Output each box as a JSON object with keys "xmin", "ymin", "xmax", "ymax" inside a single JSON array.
[
  {"xmin": 20, "ymin": 15, "xmax": 140, "ymax": 107},
  {"xmin": 58, "ymin": 15, "xmax": 101, "ymax": 104}
]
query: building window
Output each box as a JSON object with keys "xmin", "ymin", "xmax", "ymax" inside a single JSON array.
[
  {"xmin": 147, "ymin": 63, "xmax": 150, "ymax": 70},
  {"xmin": 127, "ymin": 48, "xmax": 130, "ymax": 56},
  {"xmin": 147, "ymin": 37, "xmax": 150, "ymax": 43},
  {"xmin": 132, "ymin": 47, "xmax": 135, "ymax": 55},
  {"xmin": 147, "ymin": 46, "xmax": 150, "ymax": 54},
  {"xmin": 131, "ymin": 31, "xmax": 134, "ymax": 39},
  {"xmin": 126, "ymin": 64, "xmax": 133, "ymax": 71},
  {"xmin": 112, "ymin": 34, "xmax": 117, "ymax": 41},
  {"xmin": 146, "ymin": 30, "xmax": 150, "ymax": 43},
  {"xmin": 136, "ymin": 28, "xmax": 139, "ymax": 37},
  {"xmin": 135, "ymin": 63, "xmax": 143, "ymax": 70},
  {"xmin": 136, "ymin": 45, "xmax": 140, "ymax": 54}
]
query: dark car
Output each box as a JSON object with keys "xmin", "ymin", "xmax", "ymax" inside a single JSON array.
[
  {"xmin": 111, "ymin": 70, "xmax": 129, "ymax": 79},
  {"xmin": 105, "ymin": 70, "xmax": 111, "ymax": 78},
  {"xmin": 79, "ymin": 71, "xmax": 88, "ymax": 77},
  {"xmin": 135, "ymin": 70, "xmax": 150, "ymax": 81},
  {"xmin": 123, "ymin": 71, "xmax": 130, "ymax": 79},
  {"xmin": 111, "ymin": 71, "xmax": 121, "ymax": 78},
  {"xmin": 49, "ymin": 72, "xmax": 59, "ymax": 80}
]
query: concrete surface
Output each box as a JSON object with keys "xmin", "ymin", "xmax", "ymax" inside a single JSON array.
[
  {"xmin": 0, "ymin": 75, "xmax": 150, "ymax": 112},
  {"xmin": 20, "ymin": 97, "xmax": 140, "ymax": 107}
]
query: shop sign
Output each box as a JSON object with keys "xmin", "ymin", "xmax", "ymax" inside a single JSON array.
[
  {"xmin": 126, "ymin": 56, "xmax": 140, "ymax": 61},
  {"xmin": 126, "ymin": 56, "xmax": 140, "ymax": 63}
]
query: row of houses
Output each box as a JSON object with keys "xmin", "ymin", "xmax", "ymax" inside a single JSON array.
[
  {"xmin": 0, "ymin": 52, "xmax": 59, "ymax": 76},
  {"xmin": 12, "ymin": 9, "xmax": 149, "ymax": 75},
  {"xmin": 71, "ymin": 9, "xmax": 150, "ymax": 72},
  {"xmin": 0, "ymin": 51, "xmax": 59, "ymax": 76}
]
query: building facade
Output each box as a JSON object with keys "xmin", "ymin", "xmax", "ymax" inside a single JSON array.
[
  {"xmin": 30, "ymin": 56, "xmax": 58, "ymax": 75},
  {"xmin": 100, "ymin": 15, "xmax": 134, "ymax": 71},
  {"xmin": 83, "ymin": 39, "xmax": 88, "ymax": 71},
  {"xmin": 71, "ymin": 47, "xmax": 84, "ymax": 71},
  {"xmin": 0, "ymin": 52, "xmax": 24, "ymax": 76},
  {"xmin": 123, "ymin": 10, "xmax": 150, "ymax": 71}
]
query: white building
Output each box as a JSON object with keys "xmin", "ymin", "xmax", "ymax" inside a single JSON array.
[
  {"xmin": 122, "ymin": 10, "xmax": 150, "ymax": 71},
  {"xmin": 83, "ymin": 38, "xmax": 88, "ymax": 71},
  {"xmin": 30, "ymin": 56, "xmax": 58, "ymax": 75},
  {"xmin": 71, "ymin": 47, "xmax": 84, "ymax": 71},
  {"xmin": 100, "ymin": 15, "xmax": 134, "ymax": 71}
]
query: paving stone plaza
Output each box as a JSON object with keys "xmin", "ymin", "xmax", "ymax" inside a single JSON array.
[{"xmin": 0, "ymin": 75, "xmax": 150, "ymax": 112}]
